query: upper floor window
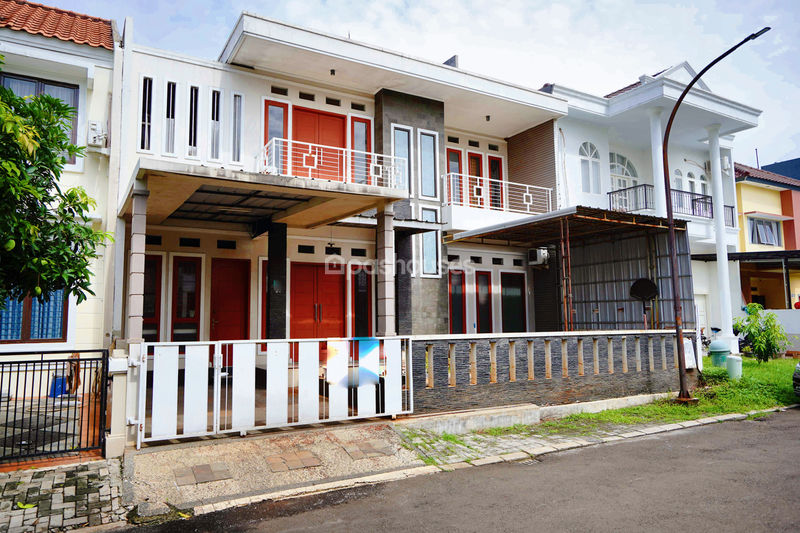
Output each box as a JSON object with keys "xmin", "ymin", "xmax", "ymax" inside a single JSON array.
[
  {"xmin": 187, "ymin": 86, "xmax": 199, "ymax": 157},
  {"xmin": 164, "ymin": 81, "xmax": 177, "ymax": 154},
  {"xmin": 231, "ymin": 94, "xmax": 243, "ymax": 162},
  {"xmin": 392, "ymin": 125, "xmax": 412, "ymax": 191},
  {"xmin": 419, "ymin": 131, "xmax": 438, "ymax": 198},
  {"xmin": 684, "ymin": 172, "xmax": 710, "ymax": 195},
  {"xmin": 1, "ymin": 73, "xmax": 78, "ymax": 164},
  {"xmin": 673, "ymin": 169, "xmax": 683, "ymax": 190},
  {"xmin": 140, "ymin": 77, "xmax": 153, "ymax": 151},
  {"xmin": 209, "ymin": 89, "xmax": 221, "ymax": 160},
  {"xmin": 609, "ymin": 152, "xmax": 638, "ymax": 190},
  {"xmin": 749, "ymin": 218, "xmax": 781, "ymax": 246},
  {"xmin": 578, "ymin": 142, "xmax": 600, "ymax": 194},
  {"xmin": 420, "ymin": 208, "xmax": 439, "ymax": 275}
]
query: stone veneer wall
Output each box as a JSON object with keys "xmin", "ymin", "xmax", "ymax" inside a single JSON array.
[{"xmin": 411, "ymin": 334, "xmax": 697, "ymax": 413}]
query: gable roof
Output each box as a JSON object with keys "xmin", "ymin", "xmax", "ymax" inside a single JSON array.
[
  {"xmin": 763, "ymin": 158, "xmax": 800, "ymax": 180},
  {"xmin": 735, "ymin": 162, "xmax": 800, "ymax": 190},
  {"xmin": 0, "ymin": 0, "xmax": 114, "ymax": 50},
  {"xmin": 603, "ymin": 63, "xmax": 708, "ymax": 99}
]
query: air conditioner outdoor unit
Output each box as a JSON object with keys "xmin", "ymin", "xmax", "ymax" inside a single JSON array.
[
  {"xmin": 528, "ymin": 247, "xmax": 549, "ymax": 266},
  {"xmin": 88, "ymin": 121, "xmax": 107, "ymax": 147}
]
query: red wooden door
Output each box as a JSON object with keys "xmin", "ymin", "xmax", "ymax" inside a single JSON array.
[
  {"xmin": 468, "ymin": 152, "xmax": 483, "ymax": 207},
  {"xmin": 292, "ymin": 108, "xmax": 318, "ymax": 179},
  {"xmin": 292, "ymin": 107, "xmax": 346, "ymax": 181},
  {"xmin": 290, "ymin": 263, "xmax": 345, "ymax": 338},
  {"xmin": 210, "ymin": 259, "xmax": 250, "ymax": 341}
]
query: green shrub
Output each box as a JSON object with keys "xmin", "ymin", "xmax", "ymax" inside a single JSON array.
[
  {"xmin": 700, "ymin": 366, "xmax": 729, "ymax": 387},
  {"xmin": 733, "ymin": 303, "xmax": 789, "ymax": 363}
]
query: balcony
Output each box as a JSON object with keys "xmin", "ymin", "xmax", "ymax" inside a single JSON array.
[
  {"xmin": 258, "ymin": 138, "xmax": 405, "ymax": 190},
  {"xmin": 608, "ymin": 184, "xmax": 735, "ymax": 228},
  {"xmin": 442, "ymin": 172, "xmax": 553, "ymax": 231}
]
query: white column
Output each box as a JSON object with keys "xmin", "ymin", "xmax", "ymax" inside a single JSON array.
[
  {"xmin": 707, "ymin": 125, "xmax": 737, "ymax": 353},
  {"xmin": 648, "ymin": 107, "xmax": 667, "ymax": 217},
  {"xmin": 376, "ymin": 203, "xmax": 396, "ymax": 337}
]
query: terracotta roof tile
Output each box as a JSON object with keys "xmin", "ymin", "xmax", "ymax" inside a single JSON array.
[
  {"xmin": 604, "ymin": 68, "xmax": 668, "ymax": 99},
  {"xmin": 735, "ymin": 162, "xmax": 800, "ymax": 189},
  {"xmin": 0, "ymin": 0, "xmax": 113, "ymax": 50}
]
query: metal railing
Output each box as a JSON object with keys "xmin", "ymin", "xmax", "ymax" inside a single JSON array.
[
  {"xmin": 608, "ymin": 184, "xmax": 654, "ymax": 212},
  {"xmin": 444, "ymin": 173, "xmax": 552, "ymax": 215},
  {"xmin": 608, "ymin": 184, "xmax": 736, "ymax": 227},
  {"xmin": 257, "ymin": 138, "xmax": 405, "ymax": 189},
  {"xmin": 0, "ymin": 349, "xmax": 108, "ymax": 461}
]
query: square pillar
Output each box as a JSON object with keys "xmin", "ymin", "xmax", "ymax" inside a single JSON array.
[
  {"xmin": 267, "ymin": 223, "xmax": 287, "ymax": 338},
  {"xmin": 126, "ymin": 189, "xmax": 148, "ymax": 343},
  {"xmin": 648, "ymin": 107, "xmax": 667, "ymax": 217},
  {"xmin": 376, "ymin": 205, "xmax": 396, "ymax": 337}
]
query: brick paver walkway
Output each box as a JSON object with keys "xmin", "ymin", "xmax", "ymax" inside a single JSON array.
[{"xmin": 0, "ymin": 459, "xmax": 131, "ymax": 532}]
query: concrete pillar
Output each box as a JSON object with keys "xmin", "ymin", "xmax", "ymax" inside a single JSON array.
[
  {"xmin": 105, "ymin": 348, "xmax": 129, "ymax": 457},
  {"xmin": 395, "ymin": 231, "xmax": 413, "ymax": 335},
  {"xmin": 267, "ymin": 223, "xmax": 287, "ymax": 338},
  {"xmin": 126, "ymin": 189, "xmax": 148, "ymax": 343},
  {"xmin": 707, "ymin": 125, "xmax": 737, "ymax": 353},
  {"xmin": 376, "ymin": 204, "xmax": 396, "ymax": 336},
  {"xmin": 648, "ymin": 107, "xmax": 667, "ymax": 218}
]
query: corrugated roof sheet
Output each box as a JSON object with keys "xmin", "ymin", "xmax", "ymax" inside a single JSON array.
[{"xmin": 0, "ymin": 0, "xmax": 113, "ymax": 50}]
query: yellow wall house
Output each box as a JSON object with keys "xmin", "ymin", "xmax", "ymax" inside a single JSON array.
[{"xmin": 734, "ymin": 163, "xmax": 800, "ymax": 308}]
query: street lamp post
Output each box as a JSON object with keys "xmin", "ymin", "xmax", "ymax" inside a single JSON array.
[{"xmin": 663, "ymin": 27, "xmax": 771, "ymax": 400}]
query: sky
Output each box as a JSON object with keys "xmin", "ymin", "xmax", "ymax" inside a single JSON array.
[{"xmin": 59, "ymin": 0, "xmax": 800, "ymax": 167}]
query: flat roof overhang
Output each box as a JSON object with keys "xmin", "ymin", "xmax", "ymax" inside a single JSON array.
[
  {"xmin": 693, "ymin": 250, "xmax": 800, "ymax": 262},
  {"xmin": 219, "ymin": 13, "xmax": 567, "ymax": 137},
  {"xmin": 447, "ymin": 205, "xmax": 686, "ymax": 248},
  {"xmin": 120, "ymin": 158, "xmax": 407, "ymax": 230}
]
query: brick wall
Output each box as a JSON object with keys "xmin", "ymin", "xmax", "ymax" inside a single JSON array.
[
  {"xmin": 410, "ymin": 333, "xmax": 696, "ymax": 413},
  {"xmin": 507, "ymin": 120, "xmax": 557, "ymax": 191}
]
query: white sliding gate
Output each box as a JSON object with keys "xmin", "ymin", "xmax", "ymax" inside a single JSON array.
[{"xmin": 135, "ymin": 338, "xmax": 412, "ymax": 447}]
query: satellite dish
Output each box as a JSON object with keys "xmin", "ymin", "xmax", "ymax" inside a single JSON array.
[{"xmin": 630, "ymin": 278, "xmax": 658, "ymax": 301}]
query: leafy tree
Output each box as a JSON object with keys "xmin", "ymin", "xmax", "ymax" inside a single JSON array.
[
  {"xmin": 733, "ymin": 303, "xmax": 789, "ymax": 363},
  {"xmin": 0, "ymin": 58, "xmax": 109, "ymax": 309}
]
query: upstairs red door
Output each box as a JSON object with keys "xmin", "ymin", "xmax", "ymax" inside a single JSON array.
[
  {"xmin": 289, "ymin": 263, "xmax": 345, "ymax": 338},
  {"xmin": 210, "ymin": 259, "xmax": 250, "ymax": 341},
  {"xmin": 292, "ymin": 107, "xmax": 346, "ymax": 181}
]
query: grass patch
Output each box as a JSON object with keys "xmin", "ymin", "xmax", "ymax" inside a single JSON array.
[
  {"xmin": 479, "ymin": 424, "xmax": 532, "ymax": 437},
  {"xmin": 440, "ymin": 432, "xmax": 467, "ymax": 446}
]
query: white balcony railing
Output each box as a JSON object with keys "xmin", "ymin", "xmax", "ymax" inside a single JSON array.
[
  {"xmin": 258, "ymin": 138, "xmax": 405, "ymax": 189},
  {"xmin": 444, "ymin": 173, "xmax": 552, "ymax": 215}
]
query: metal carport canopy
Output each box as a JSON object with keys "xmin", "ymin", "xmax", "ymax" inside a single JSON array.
[{"xmin": 446, "ymin": 205, "xmax": 686, "ymax": 247}]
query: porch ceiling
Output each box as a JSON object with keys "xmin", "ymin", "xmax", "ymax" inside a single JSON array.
[
  {"xmin": 123, "ymin": 158, "xmax": 404, "ymax": 230},
  {"xmin": 447, "ymin": 206, "xmax": 686, "ymax": 248}
]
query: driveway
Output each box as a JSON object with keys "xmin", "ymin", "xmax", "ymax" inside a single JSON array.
[{"xmin": 133, "ymin": 409, "xmax": 800, "ymax": 532}]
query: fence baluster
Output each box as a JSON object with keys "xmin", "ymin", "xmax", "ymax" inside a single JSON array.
[
  {"xmin": 508, "ymin": 341, "xmax": 516, "ymax": 382},
  {"xmin": 577, "ymin": 338, "xmax": 584, "ymax": 376},
  {"xmin": 527, "ymin": 340, "xmax": 535, "ymax": 381},
  {"xmin": 544, "ymin": 340, "xmax": 552, "ymax": 379}
]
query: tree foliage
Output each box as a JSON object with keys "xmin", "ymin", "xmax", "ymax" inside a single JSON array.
[
  {"xmin": 0, "ymin": 58, "xmax": 109, "ymax": 308},
  {"xmin": 733, "ymin": 303, "xmax": 789, "ymax": 363}
]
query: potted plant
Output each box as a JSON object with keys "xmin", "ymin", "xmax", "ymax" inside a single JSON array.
[{"xmin": 733, "ymin": 303, "xmax": 789, "ymax": 363}]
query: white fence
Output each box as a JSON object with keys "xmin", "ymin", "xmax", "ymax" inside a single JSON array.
[
  {"xmin": 257, "ymin": 138, "xmax": 405, "ymax": 189},
  {"xmin": 444, "ymin": 172, "xmax": 552, "ymax": 215},
  {"xmin": 134, "ymin": 338, "xmax": 412, "ymax": 447}
]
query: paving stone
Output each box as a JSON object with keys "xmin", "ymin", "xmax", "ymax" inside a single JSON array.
[
  {"xmin": 500, "ymin": 451, "xmax": 529, "ymax": 462},
  {"xmin": 470, "ymin": 456, "xmax": 503, "ymax": 466}
]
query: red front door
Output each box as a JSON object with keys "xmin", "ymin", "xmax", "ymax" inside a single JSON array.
[
  {"xmin": 290, "ymin": 263, "xmax": 345, "ymax": 338},
  {"xmin": 210, "ymin": 259, "xmax": 250, "ymax": 341},
  {"xmin": 292, "ymin": 107, "xmax": 346, "ymax": 181}
]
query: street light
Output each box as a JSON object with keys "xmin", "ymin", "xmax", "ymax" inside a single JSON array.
[{"xmin": 663, "ymin": 27, "xmax": 771, "ymax": 401}]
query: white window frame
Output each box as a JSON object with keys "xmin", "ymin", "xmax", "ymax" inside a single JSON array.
[
  {"xmin": 749, "ymin": 218, "xmax": 782, "ymax": 246},
  {"xmin": 390, "ymin": 123, "xmax": 414, "ymax": 195},
  {"xmin": 418, "ymin": 205, "xmax": 441, "ymax": 278},
  {"xmin": 186, "ymin": 84, "xmax": 200, "ymax": 160},
  {"xmin": 578, "ymin": 142, "xmax": 601, "ymax": 194},
  {"xmin": 609, "ymin": 152, "xmax": 639, "ymax": 190},
  {"xmin": 230, "ymin": 91, "xmax": 244, "ymax": 165},
  {"xmin": 417, "ymin": 128, "xmax": 440, "ymax": 200},
  {"xmin": 208, "ymin": 87, "xmax": 223, "ymax": 162},
  {"xmin": 162, "ymin": 79, "xmax": 178, "ymax": 157},
  {"xmin": 137, "ymin": 74, "xmax": 155, "ymax": 155}
]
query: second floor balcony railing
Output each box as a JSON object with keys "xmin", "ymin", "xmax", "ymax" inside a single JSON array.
[
  {"xmin": 258, "ymin": 138, "xmax": 405, "ymax": 189},
  {"xmin": 444, "ymin": 173, "xmax": 553, "ymax": 215},
  {"xmin": 608, "ymin": 184, "xmax": 736, "ymax": 227}
]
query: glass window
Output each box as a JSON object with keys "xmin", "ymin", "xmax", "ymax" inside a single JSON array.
[
  {"xmin": 2, "ymin": 73, "xmax": 78, "ymax": 163},
  {"xmin": 140, "ymin": 77, "xmax": 153, "ymax": 151},
  {"xmin": 266, "ymin": 102, "xmax": 287, "ymax": 172},
  {"xmin": 231, "ymin": 94, "xmax": 242, "ymax": 162},
  {"xmin": 447, "ymin": 150, "xmax": 461, "ymax": 174},
  {"xmin": 188, "ymin": 86, "xmax": 199, "ymax": 157},
  {"xmin": 578, "ymin": 142, "xmax": 600, "ymax": 194},
  {"xmin": 749, "ymin": 219, "xmax": 781, "ymax": 246},
  {"xmin": 420, "ymin": 132, "xmax": 437, "ymax": 197},
  {"xmin": 0, "ymin": 291, "xmax": 67, "ymax": 342},
  {"xmin": 393, "ymin": 127, "xmax": 411, "ymax": 190},
  {"xmin": 352, "ymin": 119, "xmax": 369, "ymax": 184},
  {"xmin": 699, "ymin": 174, "xmax": 709, "ymax": 196},
  {"xmin": 164, "ymin": 82, "xmax": 177, "ymax": 154},
  {"xmin": 421, "ymin": 208, "xmax": 439, "ymax": 275},
  {"xmin": 673, "ymin": 169, "xmax": 683, "ymax": 190},
  {"xmin": 609, "ymin": 152, "xmax": 638, "ymax": 191},
  {"xmin": 172, "ymin": 258, "xmax": 201, "ymax": 342},
  {"xmin": 209, "ymin": 89, "xmax": 221, "ymax": 160}
]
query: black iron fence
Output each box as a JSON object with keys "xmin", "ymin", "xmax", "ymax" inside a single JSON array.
[{"xmin": 0, "ymin": 349, "xmax": 108, "ymax": 461}]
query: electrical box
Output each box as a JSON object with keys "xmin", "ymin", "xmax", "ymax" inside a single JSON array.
[{"xmin": 88, "ymin": 120, "xmax": 107, "ymax": 147}]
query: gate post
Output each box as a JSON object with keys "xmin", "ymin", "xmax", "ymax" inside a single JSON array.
[{"xmin": 105, "ymin": 348, "xmax": 129, "ymax": 458}]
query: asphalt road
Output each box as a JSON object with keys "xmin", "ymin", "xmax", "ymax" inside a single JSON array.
[{"xmin": 135, "ymin": 409, "xmax": 800, "ymax": 533}]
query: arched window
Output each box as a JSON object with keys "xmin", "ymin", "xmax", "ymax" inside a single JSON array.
[
  {"xmin": 609, "ymin": 152, "xmax": 638, "ymax": 190},
  {"xmin": 699, "ymin": 174, "xmax": 709, "ymax": 196},
  {"xmin": 686, "ymin": 172, "xmax": 697, "ymax": 194},
  {"xmin": 579, "ymin": 142, "xmax": 601, "ymax": 194},
  {"xmin": 673, "ymin": 169, "xmax": 683, "ymax": 190}
]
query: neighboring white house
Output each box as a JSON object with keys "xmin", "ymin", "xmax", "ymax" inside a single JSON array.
[
  {"xmin": 0, "ymin": 0, "xmax": 118, "ymax": 353},
  {"xmin": 541, "ymin": 63, "xmax": 761, "ymax": 349}
]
